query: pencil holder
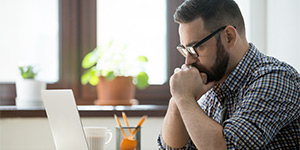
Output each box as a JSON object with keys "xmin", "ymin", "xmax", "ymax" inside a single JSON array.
[{"xmin": 116, "ymin": 126, "xmax": 141, "ymax": 150}]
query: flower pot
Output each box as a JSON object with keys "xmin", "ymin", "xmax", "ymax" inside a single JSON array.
[
  {"xmin": 15, "ymin": 79, "xmax": 46, "ymax": 108},
  {"xmin": 94, "ymin": 76, "xmax": 136, "ymax": 105}
]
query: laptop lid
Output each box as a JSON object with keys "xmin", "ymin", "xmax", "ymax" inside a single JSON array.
[{"xmin": 41, "ymin": 89, "xmax": 89, "ymax": 150}]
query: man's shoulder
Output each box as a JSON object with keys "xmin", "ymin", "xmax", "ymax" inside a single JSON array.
[
  {"xmin": 250, "ymin": 53, "xmax": 299, "ymax": 81},
  {"xmin": 237, "ymin": 48, "xmax": 300, "ymax": 95}
]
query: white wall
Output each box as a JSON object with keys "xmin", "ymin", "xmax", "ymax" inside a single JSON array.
[
  {"xmin": 249, "ymin": 0, "xmax": 300, "ymax": 71},
  {"xmin": 237, "ymin": 0, "xmax": 300, "ymax": 72},
  {"xmin": 249, "ymin": 0, "xmax": 267, "ymax": 52},
  {"xmin": 266, "ymin": 0, "xmax": 300, "ymax": 72},
  {"xmin": 0, "ymin": 117, "xmax": 164, "ymax": 150}
]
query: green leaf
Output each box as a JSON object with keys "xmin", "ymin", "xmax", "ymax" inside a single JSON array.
[
  {"xmin": 101, "ymin": 69, "xmax": 115, "ymax": 80},
  {"xmin": 81, "ymin": 67, "xmax": 99, "ymax": 85},
  {"xmin": 137, "ymin": 56, "xmax": 148, "ymax": 62},
  {"xmin": 105, "ymin": 72, "xmax": 115, "ymax": 80},
  {"xmin": 81, "ymin": 70, "xmax": 92, "ymax": 85},
  {"xmin": 82, "ymin": 51, "xmax": 97, "ymax": 69},
  {"xmin": 19, "ymin": 65, "xmax": 36, "ymax": 79},
  {"xmin": 89, "ymin": 74, "xmax": 99, "ymax": 86},
  {"xmin": 19, "ymin": 67, "xmax": 26, "ymax": 78},
  {"xmin": 136, "ymin": 72, "xmax": 149, "ymax": 90},
  {"xmin": 107, "ymin": 40, "xmax": 113, "ymax": 48}
]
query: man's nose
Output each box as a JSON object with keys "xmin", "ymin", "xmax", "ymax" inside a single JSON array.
[{"xmin": 185, "ymin": 53, "xmax": 198, "ymax": 65}]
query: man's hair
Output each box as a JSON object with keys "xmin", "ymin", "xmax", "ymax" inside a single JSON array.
[{"xmin": 174, "ymin": 0, "xmax": 245, "ymax": 36}]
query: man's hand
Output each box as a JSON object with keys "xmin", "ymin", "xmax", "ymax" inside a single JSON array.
[{"xmin": 170, "ymin": 64, "xmax": 215, "ymax": 101}]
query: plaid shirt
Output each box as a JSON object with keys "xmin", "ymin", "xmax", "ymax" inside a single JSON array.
[{"xmin": 158, "ymin": 43, "xmax": 300, "ymax": 149}]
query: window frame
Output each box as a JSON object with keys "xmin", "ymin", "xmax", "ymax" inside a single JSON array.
[{"xmin": 0, "ymin": 0, "xmax": 185, "ymax": 106}]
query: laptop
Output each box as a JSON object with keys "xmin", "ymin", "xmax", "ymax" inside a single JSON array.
[{"xmin": 41, "ymin": 89, "xmax": 89, "ymax": 150}]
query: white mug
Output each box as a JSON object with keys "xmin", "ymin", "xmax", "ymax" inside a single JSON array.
[{"xmin": 84, "ymin": 127, "xmax": 113, "ymax": 150}]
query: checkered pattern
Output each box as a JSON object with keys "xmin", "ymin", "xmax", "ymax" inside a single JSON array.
[{"xmin": 158, "ymin": 43, "xmax": 300, "ymax": 149}]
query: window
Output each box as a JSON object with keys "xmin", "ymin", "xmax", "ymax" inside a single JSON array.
[
  {"xmin": 0, "ymin": 0, "xmax": 59, "ymax": 83},
  {"xmin": 97, "ymin": 0, "xmax": 167, "ymax": 84},
  {"xmin": 0, "ymin": 0, "xmax": 184, "ymax": 105}
]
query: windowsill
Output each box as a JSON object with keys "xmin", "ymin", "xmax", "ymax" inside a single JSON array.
[{"xmin": 0, "ymin": 105, "xmax": 168, "ymax": 118}]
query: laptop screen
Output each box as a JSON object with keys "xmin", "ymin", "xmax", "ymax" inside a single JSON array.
[{"xmin": 41, "ymin": 89, "xmax": 89, "ymax": 150}]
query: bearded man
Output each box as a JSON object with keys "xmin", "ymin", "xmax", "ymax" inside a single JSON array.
[{"xmin": 158, "ymin": 0, "xmax": 300, "ymax": 149}]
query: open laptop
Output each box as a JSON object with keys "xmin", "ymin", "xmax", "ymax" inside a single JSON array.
[{"xmin": 41, "ymin": 89, "xmax": 89, "ymax": 150}]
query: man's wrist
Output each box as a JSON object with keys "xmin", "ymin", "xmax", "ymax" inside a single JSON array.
[
  {"xmin": 168, "ymin": 97, "xmax": 181, "ymax": 116},
  {"xmin": 173, "ymin": 95, "xmax": 197, "ymax": 105}
]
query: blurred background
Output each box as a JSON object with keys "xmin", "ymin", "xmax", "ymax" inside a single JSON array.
[
  {"xmin": 0, "ymin": 1, "xmax": 299, "ymax": 149},
  {"xmin": 0, "ymin": 0, "xmax": 299, "ymax": 105}
]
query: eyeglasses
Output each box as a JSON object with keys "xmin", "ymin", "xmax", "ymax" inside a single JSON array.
[{"xmin": 177, "ymin": 26, "xmax": 227, "ymax": 58}]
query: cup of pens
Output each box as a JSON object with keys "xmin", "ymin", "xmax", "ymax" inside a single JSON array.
[
  {"xmin": 116, "ymin": 126, "xmax": 141, "ymax": 150},
  {"xmin": 114, "ymin": 112, "xmax": 147, "ymax": 150}
]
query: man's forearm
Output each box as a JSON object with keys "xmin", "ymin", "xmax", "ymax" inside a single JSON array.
[
  {"xmin": 161, "ymin": 98, "xmax": 190, "ymax": 148},
  {"xmin": 176, "ymin": 97, "xmax": 227, "ymax": 150}
]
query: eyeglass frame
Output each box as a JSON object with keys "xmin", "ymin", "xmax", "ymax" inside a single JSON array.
[{"xmin": 177, "ymin": 25, "xmax": 235, "ymax": 58}]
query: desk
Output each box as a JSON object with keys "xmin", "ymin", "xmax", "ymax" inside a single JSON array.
[{"xmin": 0, "ymin": 105, "xmax": 167, "ymax": 150}]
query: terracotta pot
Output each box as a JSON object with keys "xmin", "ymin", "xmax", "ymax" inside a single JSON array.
[{"xmin": 94, "ymin": 76, "xmax": 136, "ymax": 105}]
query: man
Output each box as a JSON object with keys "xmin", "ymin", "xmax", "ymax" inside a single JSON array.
[{"xmin": 158, "ymin": 0, "xmax": 300, "ymax": 149}]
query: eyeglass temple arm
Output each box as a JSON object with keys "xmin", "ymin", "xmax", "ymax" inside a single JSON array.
[{"xmin": 194, "ymin": 25, "xmax": 236, "ymax": 48}]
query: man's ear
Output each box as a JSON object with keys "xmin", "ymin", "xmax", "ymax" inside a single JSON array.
[{"xmin": 223, "ymin": 25, "xmax": 237, "ymax": 49}]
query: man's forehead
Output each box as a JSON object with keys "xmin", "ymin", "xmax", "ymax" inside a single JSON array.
[{"xmin": 178, "ymin": 18, "xmax": 207, "ymax": 46}]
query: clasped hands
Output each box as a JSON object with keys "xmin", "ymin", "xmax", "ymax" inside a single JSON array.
[{"xmin": 170, "ymin": 64, "xmax": 216, "ymax": 102}]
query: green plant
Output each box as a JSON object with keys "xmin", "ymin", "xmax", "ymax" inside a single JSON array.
[
  {"xmin": 81, "ymin": 40, "xmax": 149, "ymax": 89},
  {"xmin": 19, "ymin": 65, "xmax": 37, "ymax": 79}
]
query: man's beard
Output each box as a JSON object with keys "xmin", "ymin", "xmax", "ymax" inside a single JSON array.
[{"xmin": 192, "ymin": 35, "xmax": 229, "ymax": 83}]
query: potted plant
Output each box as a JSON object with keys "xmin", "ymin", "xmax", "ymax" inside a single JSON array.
[
  {"xmin": 81, "ymin": 40, "xmax": 149, "ymax": 105},
  {"xmin": 15, "ymin": 65, "xmax": 46, "ymax": 108}
]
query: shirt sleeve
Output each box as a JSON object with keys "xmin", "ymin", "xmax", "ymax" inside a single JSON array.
[
  {"xmin": 157, "ymin": 133, "xmax": 197, "ymax": 150},
  {"xmin": 222, "ymin": 70, "xmax": 300, "ymax": 149}
]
